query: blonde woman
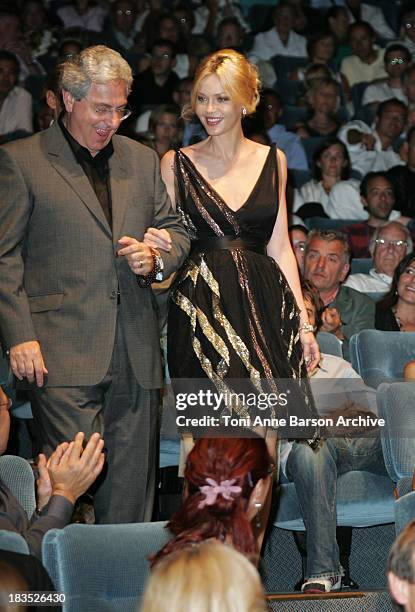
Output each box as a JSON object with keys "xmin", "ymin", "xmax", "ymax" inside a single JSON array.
[{"xmin": 141, "ymin": 539, "xmax": 267, "ymax": 612}]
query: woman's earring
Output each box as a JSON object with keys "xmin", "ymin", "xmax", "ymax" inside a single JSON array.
[
  {"xmin": 254, "ymin": 501, "xmax": 262, "ymax": 529},
  {"xmin": 242, "ymin": 106, "xmax": 247, "ymax": 117}
]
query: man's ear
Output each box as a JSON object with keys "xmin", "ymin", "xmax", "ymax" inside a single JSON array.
[
  {"xmin": 246, "ymin": 476, "xmax": 272, "ymax": 522},
  {"xmin": 388, "ymin": 571, "xmax": 410, "ymax": 605},
  {"xmin": 62, "ymin": 89, "xmax": 75, "ymax": 113},
  {"xmin": 361, "ymin": 195, "xmax": 368, "ymax": 211},
  {"xmin": 339, "ymin": 262, "xmax": 350, "ymax": 283}
]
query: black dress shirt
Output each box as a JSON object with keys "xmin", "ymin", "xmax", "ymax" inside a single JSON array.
[{"xmin": 58, "ymin": 115, "xmax": 114, "ymax": 230}]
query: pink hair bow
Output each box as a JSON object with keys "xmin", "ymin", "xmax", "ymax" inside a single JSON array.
[{"xmin": 198, "ymin": 478, "xmax": 242, "ymax": 509}]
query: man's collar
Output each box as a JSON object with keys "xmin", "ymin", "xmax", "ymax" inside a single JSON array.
[{"xmin": 322, "ymin": 286, "xmax": 340, "ymax": 306}]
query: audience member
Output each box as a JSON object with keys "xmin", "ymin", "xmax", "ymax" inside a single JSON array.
[
  {"xmin": 0, "ymin": 49, "xmax": 33, "ymax": 142},
  {"xmin": 0, "ymin": 381, "xmax": 105, "ymax": 558},
  {"xmin": 344, "ymin": 222, "xmax": 412, "ymax": 293},
  {"xmin": 362, "ymin": 44, "xmax": 411, "ymax": 108},
  {"xmin": 146, "ymin": 13, "xmax": 191, "ymax": 80},
  {"xmin": 151, "ymin": 437, "xmax": 274, "ymax": 567},
  {"xmin": 251, "ymin": 2, "xmax": 307, "ymax": 61},
  {"xmin": 191, "ymin": 0, "xmax": 249, "ymax": 38},
  {"xmin": 0, "ymin": 6, "xmax": 45, "ymax": 81},
  {"xmin": 293, "ymin": 138, "xmax": 360, "ymax": 219},
  {"xmin": 325, "ymin": 6, "xmax": 351, "ymax": 67},
  {"xmin": 141, "ymin": 540, "xmax": 267, "ymax": 612},
  {"xmin": 400, "ymin": 6, "xmax": 415, "ymax": 62},
  {"xmin": 295, "ymin": 77, "xmax": 342, "ymax": 139},
  {"xmin": 303, "ymin": 229, "xmax": 375, "ymax": 344},
  {"xmin": 282, "ymin": 278, "xmax": 387, "ymax": 593},
  {"xmin": 256, "ymin": 89, "xmax": 308, "ymax": 171},
  {"xmin": 388, "ymin": 519, "xmax": 415, "ymax": 611},
  {"xmin": 340, "ymin": 21, "xmax": 386, "ymax": 88},
  {"xmin": 92, "ymin": 0, "xmax": 139, "ymax": 59},
  {"xmin": 21, "ymin": 0, "xmax": 57, "ymax": 60},
  {"xmin": 0, "ymin": 551, "xmax": 59, "ymax": 612},
  {"xmin": 289, "ymin": 224, "xmax": 308, "ymax": 270},
  {"xmin": 344, "ymin": 0, "xmax": 395, "ymax": 41},
  {"xmin": 342, "ymin": 172, "xmax": 406, "ymax": 258},
  {"xmin": 129, "ymin": 39, "xmax": 179, "ymax": 114},
  {"xmin": 376, "ymin": 253, "xmax": 415, "ymax": 331},
  {"xmin": 338, "ymin": 98, "xmax": 406, "ymax": 177},
  {"xmin": 388, "ymin": 125, "xmax": 415, "ymax": 217},
  {"xmin": 143, "ymin": 103, "xmax": 182, "ymax": 158},
  {"xmin": 56, "ymin": 0, "xmax": 107, "ymax": 33}
]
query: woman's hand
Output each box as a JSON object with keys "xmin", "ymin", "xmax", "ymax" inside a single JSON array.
[
  {"xmin": 300, "ymin": 330, "xmax": 320, "ymax": 374},
  {"xmin": 143, "ymin": 227, "xmax": 172, "ymax": 252}
]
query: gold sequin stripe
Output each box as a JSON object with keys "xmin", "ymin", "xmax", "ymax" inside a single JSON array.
[
  {"xmin": 172, "ymin": 289, "xmax": 251, "ymax": 420},
  {"xmin": 177, "ymin": 151, "xmax": 241, "ymax": 235},
  {"xmin": 197, "ymin": 258, "xmax": 265, "ymax": 394},
  {"xmin": 231, "ymin": 250, "xmax": 282, "ymax": 386},
  {"xmin": 178, "ymin": 164, "xmax": 224, "ymax": 236}
]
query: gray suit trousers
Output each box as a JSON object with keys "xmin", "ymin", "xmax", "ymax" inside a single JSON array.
[{"xmin": 30, "ymin": 315, "xmax": 159, "ymax": 524}]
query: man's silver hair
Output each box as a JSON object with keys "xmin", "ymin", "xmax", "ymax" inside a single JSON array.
[
  {"xmin": 369, "ymin": 222, "xmax": 413, "ymax": 256},
  {"xmin": 304, "ymin": 228, "xmax": 351, "ymax": 264},
  {"xmin": 59, "ymin": 45, "xmax": 133, "ymax": 100}
]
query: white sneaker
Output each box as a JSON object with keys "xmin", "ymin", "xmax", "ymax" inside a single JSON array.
[{"xmin": 301, "ymin": 575, "xmax": 342, "ymax": 594}]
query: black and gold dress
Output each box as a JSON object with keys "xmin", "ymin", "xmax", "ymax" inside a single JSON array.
[{"xmin": 168, "ymin": 145, "xmax": 316, "ymax": 433}]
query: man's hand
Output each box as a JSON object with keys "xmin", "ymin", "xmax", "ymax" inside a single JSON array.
[
  {"xmin": 361, "ymin": 133, "xmax": 376, "ymax": 151},
  {"xmin": 9, "ymin": 341, "xmax": 48, "ymax": 387},
  {"xmin": 320, "ymin": 307, "xmax": 343, "ymax": 339},
  {"xmin": 48, "ymin": 432, "xmax": 105, "ymax": 505},
  {"xmin": 117, "ymin": 236, "xmax": 155, "ymax": 275}
]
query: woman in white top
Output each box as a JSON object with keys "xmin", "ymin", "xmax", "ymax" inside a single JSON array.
[{"xmin": 293, "ymin": 137, "xmax": 360, "ymax": 218}]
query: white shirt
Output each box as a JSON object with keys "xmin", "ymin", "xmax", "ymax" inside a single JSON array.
[
  {"xmin": 338, "ymin": 120, "xmax": 405, "ymax": 177},
  {"xmin": 251, "ymin": 27, "xmax": 307, "ymax": 61},
  {"xmin": 0, "ymin": 86, "xmax": 33, "ymax": 136},
  {"xmin": 362, "ymin": 80, "xmax": 408, "ymax": 107},
  {"xmin": 293, "ymin": 179, "xmax": 361, "ymax": 217},
  {"xmin": 344, "ymin": 268, "xmax": 391, "ymax": 293}
]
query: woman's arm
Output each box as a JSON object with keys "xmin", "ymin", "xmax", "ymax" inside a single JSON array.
[
  {"xmin": 267, "ymin": 149, "xmax": 320, "ymax": 370},
  {"xmin": 144, "ymin": 149, "xmax": 177, "ymax": 251}
]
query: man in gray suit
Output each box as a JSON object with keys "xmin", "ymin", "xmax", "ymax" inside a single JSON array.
[{"xmin": 0, "ymin": 45, "xmax": 190, "ymax": 523}]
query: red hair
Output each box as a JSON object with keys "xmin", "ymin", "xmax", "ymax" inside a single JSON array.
[{"xmin": 151, "ymin": 437, "xmax": 272, "ymax": 567}]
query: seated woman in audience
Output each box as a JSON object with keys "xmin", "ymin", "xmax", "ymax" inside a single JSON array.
[
  {"xmin": 293, "ymin": 138, "xmax": 360, "ymax": 218},
  {"xmin": 376, "ymin": 253, "xmax": 415, "ymax": 331},
  {"xmin": 139, "ymin": 104, "xmax": 182, "ymax": 158},
  {"xmin": 141, "ymin": 539, "xmax": 267, "ymax": 612},
  {"xmin": 151, "ymin": 437, "xmax": 274, "ymax": 568},
  {"xmin": 295, "ymin": 77, "xmax": 343, "ymax": 139}
]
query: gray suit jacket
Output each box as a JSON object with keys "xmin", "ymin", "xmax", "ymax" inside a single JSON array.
[{"xmin": 0, "ymin": 122, "xmax": 189, "ymax": 388}]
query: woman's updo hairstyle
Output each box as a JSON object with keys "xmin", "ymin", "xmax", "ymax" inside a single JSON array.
[
  {"xmin": 150, "ymin": 436, "xmax": 272, "ymax": 566},
  {"xmin": 183, "ymin": 49, "xmax": 260, "ymax": 120}
]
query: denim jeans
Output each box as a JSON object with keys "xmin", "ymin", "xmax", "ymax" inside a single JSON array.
[{"xmin": 286, "ymin": 435, "xmax": 387, "ymax": 580}]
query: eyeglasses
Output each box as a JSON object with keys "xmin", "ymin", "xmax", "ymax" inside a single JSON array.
[
  {"xmin": 387, "ymin": 57, "xmax": 407, "ymax": 65},
  {"xmin": 115, "ymin": 8, "xmax": 134, "ymax": 15},
  {"xmin": 152, "ymin": 53, "xmax": 172, "ymax": 60},
  {"xmin": 83, "ymin": 98, "xmax": 132, "ymax": 121},
  {"xmin": 374, "ymin": 238, "xmax": 408, "ymax": 249}
]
